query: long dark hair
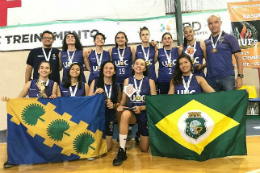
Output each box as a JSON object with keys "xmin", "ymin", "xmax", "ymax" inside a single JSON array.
[
  {"xmin": 183, "ymin": 26, "xmax": 194, "ymax": 47},
  {"xmin": 38, "ymin": 60, "xmax": 52, "ymax": 79},
  {"xmin": 115, "ymin": 31, "xmax": 128, "ymax": 47},
  {"xmin": 62, "ymin": 63, "xmax": 83, "ymax": 89},
  {"xmin": 62, "ymin": 32, "xmax": 83, "ymax": 51},
  {"xmin": 131, "ymin": 59, "xmax": 149, "ymax": 77},
  {"xmin": 97, "ymin": 61, "xmax": 118, "ymax": 103},
  {"xmin": 171, "ymin": 54, "xmax": 193, "ymax": 85}
]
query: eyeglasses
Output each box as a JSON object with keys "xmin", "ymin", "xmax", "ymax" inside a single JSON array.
[{"xmin": 42, "ymin": 37, "xmax": 53, "ymax": 40}]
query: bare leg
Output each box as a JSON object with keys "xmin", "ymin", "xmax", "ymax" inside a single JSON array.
[
  {"xmin": 139, "ymin": 135, "xmax": 149, "ymax": 152},
  {"xmin": 106, "ymin": 136, "xmax": 113, "ymax": 152}
]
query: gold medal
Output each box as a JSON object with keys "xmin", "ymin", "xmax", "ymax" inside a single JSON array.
[
  {"xmin": 120, "ymin": 61, "xmax": 124, "ymax": 66},
  {"xmin": 68, "ymin": 61, "xmax": 72, "ymax": 66},
  {"xmin": 212, "ymin": 48, "xmax": 217, "ymax": 53},
  {"xmin": 146, "ymin": 61, "xmax": 150, "ymax": 66},
  {"xmin": 106, "ymin": 98, "xmax": 111, "ymax": 103},
  {"xmin": 135, "ymin": 95, "xmax": 141, "ymax": 101},
  {"xmin": 168, "ymin": 63, "xmax": 172, "ymax": 67},
  {"xmin": 98, "ymin": 66, "xmax": 101, "ymax": 70}
]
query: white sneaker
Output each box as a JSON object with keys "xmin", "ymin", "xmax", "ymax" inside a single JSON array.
[{"xmin": 87, "ymin": 157, "xmax": 95, "ymax": 161}]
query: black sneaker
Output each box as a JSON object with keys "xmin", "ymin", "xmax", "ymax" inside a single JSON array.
[
  {"xmin": 135, "ymin": 131, "xmax": 140, "ymax": 145},
  {"xmin": 113, "ymin": 147, "xmax": 127, "ymax": 166},
  {"xmin": 3, "ymin": 161, "xmax": 15, "ymax": 168},
  {"xmin": 127, "ymin": 130, "xmax": 132, "ymax": 141}
]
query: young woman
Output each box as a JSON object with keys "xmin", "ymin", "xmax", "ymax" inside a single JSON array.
[
  {"xmin": 178, "ymin": 26, "xmax": 207, "ymax": 78},
  {"xmin": 168, "ymin": 54, "xmax": 214, "ymax": 94},
  {"xmin": 134, "ymin": 27, "xmax": 158, "ymax": 83},
  {"xmin": 2, "ymin": 61, "xmax": 57, "ymax": 100},
  {"xmin": 57, "ymin": 63, "xmax": 89, "ymax": 97},
  {"xmin": 158, "ymin": 32, "xmax": 178, "ymax": 94},
  {"xmin": 86, "ymin": 33, "xmax": 110, "ymax": 86},
  {"xmin": 109, "ymin": 31, "xmax": 135, "ymax": 141},
  {"xmin": 113, "ymin": 59, "xmax": 157, "ymax": 166},
  {"xmin": 88, "ymin": 61, "xmax": 120, "ymax": 152},
  {"xmin": 59, "ymin": 32, "xmax": 89, "ymax": 83},
  {"xmin": 109, "ymin": 31, "xmax": 135, "ymax": 86}
]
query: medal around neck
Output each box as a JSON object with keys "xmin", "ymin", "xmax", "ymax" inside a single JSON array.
[
  {"xmin": 135, "ymin": 95, "xmax": 141, "ymax": 101},
  {"xmin": 210, "ymin": 31, "xmax": 222, "ymax": 54},
  {"xmin": 120, "ymin": 61, "xmax": 124, "ymax": 66},
  {"xmin": 123, "ymin": 84, "xmax": 136, "ymax": 97},
  {"xmin": 212, "ymin": 48, "xmax": 217, "ymax": 53}
]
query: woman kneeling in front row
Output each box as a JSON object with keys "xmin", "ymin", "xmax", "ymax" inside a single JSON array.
[{"xmin": 113, "ymin": 59, "xmax": 157, "ymax": 166}]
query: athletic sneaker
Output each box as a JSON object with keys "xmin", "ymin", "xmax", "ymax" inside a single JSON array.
[
  {"xmin": 127, "ymin": 130, "xmax": 132, "ymax": 141},
  {"xmin": 135, "ymin": 131, "xmax": 140, "ymax": 144},
  {"xmin": 87, "ymin": 157, "xmax": 95, "ymax": 161},
  {"xmin": 3, "ymin": 161, "xmax": 15, "ymax": 168},
  {"xmin": 113, "ymin": 147, "xmax": 127, "ymax": 166}
]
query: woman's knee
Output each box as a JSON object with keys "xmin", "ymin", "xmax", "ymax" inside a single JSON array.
[{"xmin": 120, "ymin": 111, "xmax": 132, "ymax": 123}]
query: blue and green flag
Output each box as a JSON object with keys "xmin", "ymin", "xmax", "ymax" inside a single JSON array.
[
  {"xmin": 6, "ymin": 94, "xmax": 106, "ymax": 165},
  {"xmin": 146, "ymin": 90, "xmax": 248, "ymax": 161}
]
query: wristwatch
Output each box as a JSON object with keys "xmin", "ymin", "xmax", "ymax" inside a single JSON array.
[{"xmin": 237, "ymin": 74, "xmax": 244, "ymax": 78}]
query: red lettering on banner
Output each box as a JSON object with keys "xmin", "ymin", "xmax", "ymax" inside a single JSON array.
[{"xmin": 0, "ymin": 0, "xmax": 21, "ymax": 27}]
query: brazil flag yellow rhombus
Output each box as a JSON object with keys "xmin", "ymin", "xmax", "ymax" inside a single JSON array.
[{"xmin": 146, "ymin": 90, "xmax": 247, "ymax": 161}]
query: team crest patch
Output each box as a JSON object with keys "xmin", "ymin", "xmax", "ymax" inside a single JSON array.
[{"xmin": 185, "ymin": 112, "xmax": 206, "ymax": 140}]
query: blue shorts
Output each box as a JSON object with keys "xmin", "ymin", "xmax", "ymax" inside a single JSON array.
[
  {"xmin": 158, "ymin": 82, "xmax": 170, "ymax": 95},
  {"xmin": 105, "ymin": 118, "xmax": 114, "ymax": 136},
  {"xmin": 135, "ymin": 114, "xmax": 148, "ymax": 136}
]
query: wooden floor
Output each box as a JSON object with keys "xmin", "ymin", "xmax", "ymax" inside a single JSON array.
[{"xmin": 1, "ymin": 136, "xmax": 260, "ymax": 173}]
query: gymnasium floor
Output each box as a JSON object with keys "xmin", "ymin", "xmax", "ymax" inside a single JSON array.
[{"xmin": 0, "ymin": 116, "xmax": 259, "ymax": 173}]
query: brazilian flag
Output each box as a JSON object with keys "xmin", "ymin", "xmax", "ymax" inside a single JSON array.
[
  {"xmin": 6, "ymin": 94, "xmax": 106, "ymax": 165},
  {"xmin": 146, "ymin": 90, "xmax": 248, "ymax": 161}
]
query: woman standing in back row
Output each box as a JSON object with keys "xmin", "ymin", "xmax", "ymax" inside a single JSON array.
[
  {"xmin": 135, "ymin": 27, "xmax": 158, "ymax": 83},
  {"xmin": 178, "ymin": 26, "xmax": 207, "ymax": 78},
  {"xmin": 86, "ymin": 33, "xmax": 110, "ymax": 86},
  {"xmin": 59, "ymin": 32, "xmax": 89, "ymax": 83},
  {"xmin": 157, "ymin": 32, "xmax": 178, "ymax": 94}
]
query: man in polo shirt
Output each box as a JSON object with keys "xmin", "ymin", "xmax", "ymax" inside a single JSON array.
[
  {"xmin": 204, "ymin": 14, "xmax": 243, "ymax": 91},
  {"xmin": 25, "ymin": 30, "xmax": 61, "ymax": 84}
]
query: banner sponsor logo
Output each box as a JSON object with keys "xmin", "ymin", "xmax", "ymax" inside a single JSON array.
[
  {"xmin": 0, "ymin": 10, "xmax": 230, "ymax": 51},
  {"xmin": 228, "ymin": 1, "xmax": 260, "ymax": 68}
]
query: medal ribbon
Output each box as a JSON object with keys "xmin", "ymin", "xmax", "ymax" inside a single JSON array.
[
  {"xmin": 164, "ymin": 48, "xmax": 172, "ymax": 64},
  {"xmin": 182, "ymin": 74, "xmax": 193, "ymax": 94},
  {"xmin": 95, "ymin": 50, "xmax": 103, "ymax": 67},
  {"xmin": 42, "ymin": 48, "xmax": 52, "ymax": 61},
  {"xmin": 141, "ymin": 45, "xmax": 150, "ymax": 62},
  {"xmin": 117, "ymin": 48, "xmax": 125, "ymax": 62},
  {"xmin": 67, "ymin": 49, "xmax": 76, "ymax": 64},
  {"xmin": 69, "ymin": 82, "xmax": 78, "ymax": 97},
  {"xmin": 104, "ymin": 84, "xmax": 112, "ymax": 99},
  {"xmin": 210, "ymin": 31, "xmax": 222, "ymax": 50},
  {"xmin": 133, "ymin": 76, "xmax": 144, "ymax": 96}
]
